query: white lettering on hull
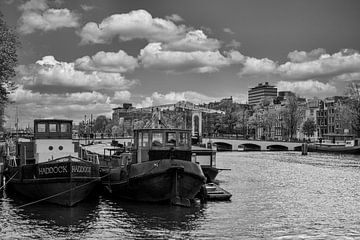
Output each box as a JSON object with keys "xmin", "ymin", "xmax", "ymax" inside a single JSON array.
[
  {"xmin": 38, "ymin": 165, "xmax": 92, "ymax": 176},
  {"xmin": 39, "ymin": 165, "xmax": 68, "ymax": 175},
  {"xmin": 71, "ymin": 165, "xmax": 91, "ymax": 174}
]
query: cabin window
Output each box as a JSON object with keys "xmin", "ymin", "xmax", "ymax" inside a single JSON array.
[
  {"xmin": 142, "ymin": 132, "xmax": 149, "ymax": 147},
  {"xmin": 60, "ymin": 123, "xmax": 69, "ymax": 132},
  {"xmin": 138, "ymin": 132, "xmax": 142, "ymax": 147},
  {"xmin": 49, "ymin": 123, "xmax": 57, "ymax": 132},
  {"xmin": 179, "ymin": 132, "xmax": 188, "ymax": 146},
  {"xmin": 166, "ymin": 132, "xmax": 176, "ymax": 146},
  {"xmin": 152, "ymin": 133, "xmax": 163, "ymax": 146},
  {"xmin": 37, "ymin": 123, "xmax": 46, "ymax": 133}
]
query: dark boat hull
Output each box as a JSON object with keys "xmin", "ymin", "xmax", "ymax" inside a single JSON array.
[
  {"xmin": 308, "ymin": 144, "xmax": 360, "ymax": 154},
  {"xmin": 201, "ymin": 166, "xmax": 219, "ymax": 183},
  {"xmin": 105, "ymin": 159, "xmax": 206, "ymax": 206},
  {"xmin": 7, "ymin": 178, "xmax": 98, "ymax": 206},
  {"xmin": 204, "ymin": 183, "xmax": 232, "ymax": 201},
  {"xmin": 5, "ymin": 160, "xmax": 100, "ymax": 207}
]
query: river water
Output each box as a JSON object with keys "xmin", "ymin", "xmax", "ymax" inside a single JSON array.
[{"xmin": 1, "ymin": 151, "xmax": 360, "ymax": 239}]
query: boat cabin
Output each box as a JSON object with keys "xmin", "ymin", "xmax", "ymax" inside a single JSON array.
[
  {"xmin": 134, "ymin": 128, "xmax": 192, "ymax": 163},
  {"xmin": 17, "ymin": 119, "xmax": 77, "ymax": 165},
  {"xmin": 318, "ymin": 134, "xmax": 358, "ymax": 147}
]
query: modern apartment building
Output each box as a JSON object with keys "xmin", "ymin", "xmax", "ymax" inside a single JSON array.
[{"xmin": 248, "ymin": 82, "xmax": 277, "ymax": 105}]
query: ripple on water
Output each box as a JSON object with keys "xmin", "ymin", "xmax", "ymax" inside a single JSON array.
[{"xmin": 1, "ymin": 151, "xmax": 360, "ymax": 239}]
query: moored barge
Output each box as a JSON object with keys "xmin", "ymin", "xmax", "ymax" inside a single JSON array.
[
  {"xmin": 4, "ymin": 119, "xmax": 100, "ymax": 207},
  {"xmin": 101, "ymin": 127, "xmax": 206, "ymax": 207}
]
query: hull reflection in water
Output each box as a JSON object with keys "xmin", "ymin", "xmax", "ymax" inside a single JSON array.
[
  {"xmin": 103, "ymin": 198, "xmax": 204, "ymax": 236},
  {"xmin": 10, "ymin": 194, "xmax": 100, "ymax": 226},
  {"xmin": 2, "ymin": 151, "xmax": 360, "ymax": 239}
]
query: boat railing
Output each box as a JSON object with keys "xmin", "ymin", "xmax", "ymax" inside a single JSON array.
[
  {"xmin": 47, "ymin": 155, "xmax": 99, "ymax": 164},
  {"xmin": 7, "ymin": 155, "xmax": 17, "ymax": 167},
  {"xmin": 86, "ymin": 152, "xmax": 100, "ymax": 165},
  {"xmin": 316, "ymin": 139, "xmax": 354, "ymax": 146},
  {"xmin": 110, "ymin": 153, "xmax": 131, "ymax": 167}
]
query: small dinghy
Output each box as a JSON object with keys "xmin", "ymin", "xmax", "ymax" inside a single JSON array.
[{"xmin": 205, "ymin": 183, "xmax": 232, "ymax": 201}]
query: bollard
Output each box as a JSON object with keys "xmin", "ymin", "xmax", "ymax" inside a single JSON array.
[
  {"xmin": 0, "ymin": 163, "xmax": 3, "ymax": 187},
  {"xmin": 301, "ymin": 143, "xmax": 308, "ymax": 155}
]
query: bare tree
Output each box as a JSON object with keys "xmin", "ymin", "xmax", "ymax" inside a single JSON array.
[
  {"xmin": 0, "ymin": 12, "xmax": 20, "ymax": 130},
  {"xmin": 344, "ymin": 82, "xmax": 360, "ymax": 137},
  {"xmin": 281, "ymin": 95, "xmax": 304, "ymax": 140}
]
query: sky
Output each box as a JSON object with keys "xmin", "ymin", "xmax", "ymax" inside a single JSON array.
[{"xmin": 1, "ymin": 0, "xmax": 360, "ymax": 128}]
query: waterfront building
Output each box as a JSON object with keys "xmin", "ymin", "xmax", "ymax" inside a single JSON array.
[
  {"xmin": 248, "ymin": 82, "xmax": 277, "ymax": 105},
  {"xmin": 112, "ymin": 103, "xmax": 152, "ymax": 136},
  {"xmin": 325, "ymin": 96, "xmax": 350, "ymax": 135}
]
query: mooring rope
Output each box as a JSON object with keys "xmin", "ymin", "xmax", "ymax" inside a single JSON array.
[
  {"xmin": 0, "ymin": 170, "xmax": 19, "ymax": 191},
  {"xmin": 17, "ymin": 173, "xmax": 111, "ymax": 208}
]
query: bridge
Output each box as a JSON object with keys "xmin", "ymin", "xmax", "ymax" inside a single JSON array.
[
  {"xmin": 74, "ymin": 136, "xmax": 303, "ymax": 152},
  {"xmin": 202, "ymin": 137, "xmax": 303, "ymax": 151}
]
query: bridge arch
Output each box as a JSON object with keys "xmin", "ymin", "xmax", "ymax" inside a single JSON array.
[
  {"xmin": 238, "ymin": 143, "xmax": 261, "ymax": 151},
  {"xmin": 214, "ymin": 142, "xmax": 232, "ymax": 151},
  {"xmin": 266, "ymin": 144, "xmax": 288, "ymax": 151}
]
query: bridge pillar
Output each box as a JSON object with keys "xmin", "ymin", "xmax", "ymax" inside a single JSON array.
[{"xmin": 192, "ymin": 111, "xmax": 202, "ymax": 136}]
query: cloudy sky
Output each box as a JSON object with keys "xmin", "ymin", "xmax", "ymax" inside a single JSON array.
[{"xmin": 2, "ymin": 0, "xmax": 360, "ymax": 128}]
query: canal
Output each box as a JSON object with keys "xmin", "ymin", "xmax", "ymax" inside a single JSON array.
[{"xmin": 1, "ymin": 151, "xmax": 360, "ymax": 239}]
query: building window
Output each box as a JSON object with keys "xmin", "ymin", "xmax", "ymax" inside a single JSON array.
[
  {"xmin": 179, "ymin": 132, "xmax": 188, "ymax": 146},
  {"xmin": 152, "ymin": 133, "xmax": 163, "ymax": 146},
  {"xmin": 37, "ymin": 123, "xmax": 46, "ymax": 133},
  {"xmin": 49, "ymin": 123, "xmax": 57, "ymax": 132},
  {"xmin": 166, "ymin": 132, "xmax": 176, "ymax": 146},
  {"xmin": 138, "ymin": 132, "xmax": 142, "ymax": 147},
  {"xmin": 142, "ymin": 132, "xmax": 149, "ymax": 147},
  {"xmin": 60, "ymin": 123, "xmax": 70, "ymax": 133}
]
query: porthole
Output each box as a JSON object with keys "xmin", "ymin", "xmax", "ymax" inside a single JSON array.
[
  {"xmin": 59, "ymin": 146, "xmax": 63, "ymax": 151},
  {"xmin": 49, "ymin": 146, "xmax": 53, "ymax": 151}
]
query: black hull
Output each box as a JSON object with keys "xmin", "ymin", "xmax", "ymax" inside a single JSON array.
[
  {"xmin": 7, "ymin": 178, "xmax": 99, "ymax": 206},
  {"xmin": 5, "ymin": 160, "xmax": 100, "ymax": 207},
  {"xmin": 105, "ymin": 159, "xmax": 206, "ymax": 206},
  {"xmin": 201, "ymin": 166, "xmax": 219, "ymax": 183},
  {"xmin": 308, "ymin": 145, "xmax": 360, "ymax": 155}
]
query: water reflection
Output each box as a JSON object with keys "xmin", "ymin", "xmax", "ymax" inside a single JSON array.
[
  {"xmin": 2, "ymin": 152, "xmax": 360, "ymax": 239},
  {"xmin": 0, "ymin": 191, "xmax": 100, "ymax": 239},
  {"xmin": 96, "ymin": 197, "xmax": 205, "ymax": 239}
]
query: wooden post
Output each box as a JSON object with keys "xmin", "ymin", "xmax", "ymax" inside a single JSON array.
[
  {"xmin": 301, "ymin": 143, "xmax": 308, "ymax": 155},
  {"xmin": 0, "ymin": 163, "xmax": 4, "ymax": 188}
]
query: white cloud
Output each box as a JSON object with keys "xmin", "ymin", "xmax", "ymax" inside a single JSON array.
[
  {"xmin": 278, "ymin": 49, "xmax": 360, "ymax": 80},
  {"xmin": 16, "ymin": 56, "xmax": 138, "ymax": 92},
  {"xmin": 113, "ymin": 90, "xmax": 131, "ymax": 102},
  {"xmin": 18, "ymin": 0, "xmax": 80, "ymax": 34},
  {"xmin": 287, "ymin": 48, "xmax": 327, "ymax": 63},
  {"xmin": 223, "ymin": 28, "xmax": 235, "ymax": 35},
  {"xmin": 165, "ymin": 14, "xmax": 184, "ymax": 22},
  {"xmin": 10, "ymin": 85, "xmax": 110, "ymax": 105},
  {"xmin": 234, "ymin": 49, "xmax": 360, "ymax": 83},
  {"xmin": 139, "ymin": 43, "xmax": 243, "ymax": 73},
  {"xmin": 7, "ymin": 86, "xmax": 116, "ymax": 127},
  {"xmin": 74, "ymin": 50, "xmax": 138, "ymax": 73},
  {"xmin": 163, "ymin": 30, "xmax": 221, "ymax": 52},
  {"xmin": 80, "ymin": 4, "xmax": 95, "ymax": 11},
  {"xmin": 240, "ymin": 57, "xmax": 278, "ymax": 76},
  {"xmin": 277, "ymin": 80, "xmax": 337, "ymax": 97},
  {"xmin": 18, "ymin": 0, "xmax": 48, "ymax": 11},
  {"xmin": 226, "ymin": 40, "xmax": 241, "ymax": 49},
  {"xmin": 135, "ymin": 91, "xmax": 219, "ymax": 108},
  {"xmin": 330, "ymin": 72, "xmax": 360, "ymax": 82},
  {"xmin": 78, "ymin": 9, "xmax": 186, "ymax": 44}
]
